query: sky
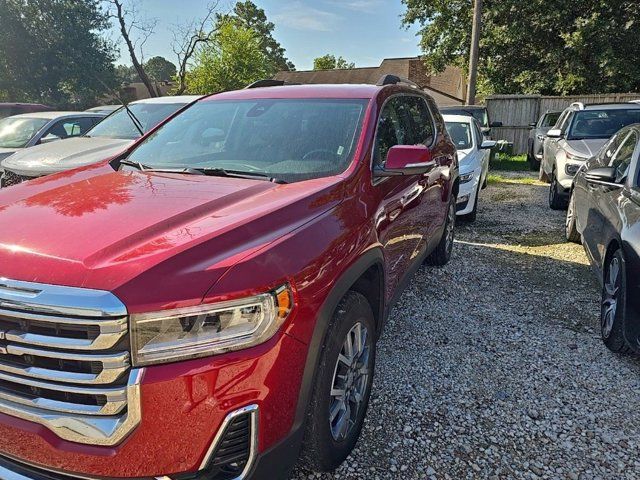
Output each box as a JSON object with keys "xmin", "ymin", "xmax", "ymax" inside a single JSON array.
[{"xmin": 112, "ymin": 0, "xmax": 422, "ymax": 71}]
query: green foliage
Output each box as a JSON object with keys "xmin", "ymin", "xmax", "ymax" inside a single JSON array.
[
  {"xmin": 144, "ymin": 56, "xmax": 177, "ymax": 82},
  {"xmin": 490, "ymin": 154, "xmax": 529, "ymax": 171},
  {"xmin": 313, "ymin": 55, "xmax": 356, "ymax": 70},
  {"xmin": 402, "ymin": 0, "xmax": 640, "ymax": 95},
  {"xmin": 217, "ymin": 1, "xmax": 294, "ymax": 73},
  {"xmin": 0, "ymin": 0, "xmax": 117, "ymax": 108},
  {"xmin": 185, "ymin": 21, "xmax": 271, "ymax": 94}
]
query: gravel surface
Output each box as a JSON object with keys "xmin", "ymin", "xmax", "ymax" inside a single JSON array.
[{"xmin": 292, "ymin": 171, "xmax": 640, "ymax": 480}]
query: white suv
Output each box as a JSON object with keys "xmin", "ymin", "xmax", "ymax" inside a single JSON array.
[{"xmin": 541, "ymin": 102, "xmax": 640, "ymax": 209}]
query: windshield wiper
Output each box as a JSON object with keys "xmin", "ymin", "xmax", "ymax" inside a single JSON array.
[
  {"xmin": 191, "ymin": 167, "xmax": 288, "ymax": 184},
  {"xmin": 119, "ymin": 159, "xmax": 206, "ymax": 175}
]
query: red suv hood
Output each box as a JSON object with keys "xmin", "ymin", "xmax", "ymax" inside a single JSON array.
[{"xmin": 0, "ymin": 164, "xmax": 343, "ymax": 297}]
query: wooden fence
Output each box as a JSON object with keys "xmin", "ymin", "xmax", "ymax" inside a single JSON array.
[{"xmin": 485, "ymin": 93, "xmax": 640, "ymax": 154}]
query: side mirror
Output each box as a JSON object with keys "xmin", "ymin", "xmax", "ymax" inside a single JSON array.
[
  {"xmin": 547, "ymin": 129, "xmax": 563, "ymax": 138},
  {"xmin": 480, "ymin": 140, "xmax": 497, "ymax": 150},
  {"xmin": 481, "ymin": 127, "xmax": 491, "ymax": 134},
  {"xmin": 490, "ymin": 121, "xmax": 503, "ymax": 128},
  {"xmin": 39, "ymin": 134, "xmax": 61, "ymax": 144},
  {"xmin": 529, "ymin": 122, "xmax": 537, "ymax": 128},
  {"xmin": 585, "ymin": 167, "xmax": 618, "ymax": 185},
  {"xmin": 376, "ymin": 145, "xmax": 434, "ymax": 176}
]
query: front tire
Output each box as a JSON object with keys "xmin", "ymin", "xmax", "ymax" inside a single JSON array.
[
  {"xmin": 601, "ymin": 250, "xmax": 632, "ymax": 354},
  {"xmin": 460, "ymin": 184, "xmax": 480, "ymax": 223},
  {"xmin": 548, "ymin": 172, "xmax": 567, "ymax": 210},
  {"xmin": 300, "ymin": 291, "xmax": 376, "ymax": 472},
  {"xmin": 565, "ymin": 189, "xmax": 581, "ymax": 243},
  {"xmin": 425, "ymin": 195, "xmax": 456, "ymax": 266},
  {"xmin": 528, "ymin": 146, "xmax": 540, "ymax": 171}
]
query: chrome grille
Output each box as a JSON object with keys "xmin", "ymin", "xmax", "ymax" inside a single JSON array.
[
  {"xmin": 0, "ymin": 278, "xmax": 142, "ymax": 446},
  {"xmin": 0, "ymin": 171, "xmax": 31, "ymax": 188}
]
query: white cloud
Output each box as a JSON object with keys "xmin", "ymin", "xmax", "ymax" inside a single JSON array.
[
  {"xmin": 326, "ymin": 0, "xmax": 382, "ymax": 12},
  {"xmin": 273, "ymin": 3, "xmax": 343, "ymax": 32}
]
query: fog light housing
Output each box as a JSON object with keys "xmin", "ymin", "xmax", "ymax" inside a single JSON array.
[
  {"xmin": 457, "ymin": 194, "xmax": 470, "ymax": 204},
  {"xmin": 565, "ymin": 163, "xmax": 581, "ymax": 176}
]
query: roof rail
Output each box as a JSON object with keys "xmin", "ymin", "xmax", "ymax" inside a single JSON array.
[
  {"xmin": 376, "ymin": 74, "xmax": 420, "ymax": 89},
  {"xmin": 245, "ymin": 79, "xmax": 301, "ymax": 89},
  {"xmin": 569, "ymin": 101, "xmax": 585, "ymax": 110}
]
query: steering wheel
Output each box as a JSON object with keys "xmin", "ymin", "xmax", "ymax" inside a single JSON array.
[{"xmin": 302, "ymin": 149, "xmax": 339, "ymax": 161}]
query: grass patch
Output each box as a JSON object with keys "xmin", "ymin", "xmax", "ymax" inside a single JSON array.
[
  {"xmin": 490, "ymin": 154, "xmax": 529, "ymax": 171},
  {"xmin": 487, "ymin": 173, "xmax": 539, "ymax": 186}
]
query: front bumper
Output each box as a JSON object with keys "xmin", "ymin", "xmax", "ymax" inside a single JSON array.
[
  {"xmin": 456, "ymin": 173, "xmax": 479, "ymax": 216},
  {"xmin": 0, "ymin": 330, "xmax": 307, "ymax": 479}
]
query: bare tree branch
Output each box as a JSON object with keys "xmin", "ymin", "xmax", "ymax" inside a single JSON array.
[
  {"xmin": 106, "ymin": 0, "xmax": 158, "ymax": 97},
  {"xmin": 171, "ymin": 2, "xmax": 222, "ymax": 95}
]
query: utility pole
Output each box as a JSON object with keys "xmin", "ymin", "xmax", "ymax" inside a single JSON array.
[{"xmin": 466, "ymin": 0, "xmax": 482, "ymax": 105}]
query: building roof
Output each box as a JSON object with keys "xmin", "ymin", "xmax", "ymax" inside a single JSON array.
[{"xmin": 274, "ymin": 57, "xmax": 466, "ymax": 106}]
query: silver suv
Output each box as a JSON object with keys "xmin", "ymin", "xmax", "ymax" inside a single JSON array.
[{"xmin": 542, "ymin": 102, "xmax": 640, "ymax": 209}]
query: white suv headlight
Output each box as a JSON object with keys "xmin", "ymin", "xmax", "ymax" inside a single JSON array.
[
  {"xmin": 130, "ymin": 286, "xmax": 293, "ymax": 366},
  {"xmin": 460, "ymin": 172, "xmax": 474, "ymax": 184}
]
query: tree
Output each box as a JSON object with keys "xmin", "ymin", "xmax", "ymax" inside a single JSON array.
[
  {"xmin": 172, "ymin": 2, "xmax": 221, "ymax": 95},
  {"xmin": 106, "ymin": 0, "xmax": 158, "ymax": 97},
  {"xmin": 313, "ymin": 54, "xmax": 355, "ymax": 70},
  {"xmin": 217, "ymin": 1, "xmax": 294, "ymax": 72},
  {"xmin": 401, "ymin": 0, "xmax": 640, "ymax": 96},
  {"xmin": 185, "ymin": 20, "xmax": 271, "ymax": 94},
  {"xmin": 0, "ymin": 0, "xmax": 118, "ymax": 108},
  {"xmin": 144, "ymin": 56, "xmax": 177, "ymax": 82}
]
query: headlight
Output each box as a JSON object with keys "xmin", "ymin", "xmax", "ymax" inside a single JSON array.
[
  {"xmin": 460, "ymin": 172, "xmax": 474, "ymax": 184},
  {"xmin": 130, "ymin": 286, "xmax": 293, "ymax": 366}
]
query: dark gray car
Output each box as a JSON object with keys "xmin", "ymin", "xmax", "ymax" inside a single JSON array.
[{"xmin": 527, "ymin": 110, "xmax": 561, "ymax": 170}]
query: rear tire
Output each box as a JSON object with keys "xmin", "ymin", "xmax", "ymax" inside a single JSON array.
[
  {"xmin": 565, "ymin": 189, "xmax": 581, "ymax": 243},
  {"xmin": 548, "ymin": 172, "xmax": 567, "ymax": 210},
  {"xmin": 601, "ymin": 250, "xmax": 632, "ymax": 354},
  {"xmin": 425, "ymin": 196, "xmax": 456, "ymax": 266},
  {"xmin": 300, "ymin": 291, "xmax": 376, "ymax": 472}
]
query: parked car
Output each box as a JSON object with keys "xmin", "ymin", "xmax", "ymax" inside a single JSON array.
[
  {"xmin": 444, "ymin": 114, "xmax": 495, "ymax": 221},
  {"xmin": 565, "ymin": 123, "xmax": 640, "ymax": 354},
  {"xmin": 440, "ymin": 105, "xmax": 502, "ymax": 138},
  {"xmin": 0, "ymin": 96, "xmax": 200, "ymax": 187},
  {"xmin": 527, "ymin": 110, "xmax": 561, "ymax": 170},
  {"xmin": 0, "ymin": 79, "xmax": 458, "ymax": 479},
  {"xmin": 0, "ymin": 111, "xmax": 105, "ymax": 163},
  {"xmin": 0, "ymin": 102, "xmax": 53, "ymax": 119},
  {"xmin": 542, "ymin": 102, "xmax": 640, "ymax": 209},
  {"xmin": 86, "ymin": 104, "xmax": 121, "ymax": 114}
]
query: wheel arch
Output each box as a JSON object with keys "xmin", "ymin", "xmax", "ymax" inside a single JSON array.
[{"xmin": 292, "ymin": 248, "xmax": 386, "ymax": 433}]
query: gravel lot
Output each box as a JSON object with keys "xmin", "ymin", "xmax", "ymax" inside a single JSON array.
[{"xmin": 292, "ymin": 171, "xmax": 640, "ymax": 480}]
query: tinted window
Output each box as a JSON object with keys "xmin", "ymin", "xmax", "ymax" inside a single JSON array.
[
  {"xmin": 374, "ymin": 97, "xmax": 412, "ymax": 167},
  {"xmin": 610, "ymin": 131, "xmax": 638, "ymax": 183},
  {"xmin": 402, "ymin": 96, "xmax": 434, "ymax": 146},
  {"xmin": 87, "ymin": 103, "xmax": 188, "ymax": 140},
  {"xmin": 541, "ymin": 112, "xmax": 561, "ymax": 127},
  {"xmin": 43, "ymin": 117, "xmax": 96, "ymax": 140},
  {"xmin": 568, "ymin": 109, "xmax": 640, "ymax": 140},
  {"xmin": 128, "ymin": 99, "xmax": 368, "ymax": 183},
  {"xmin": 445, "ymin": 121, "xmax": 472, "ymax": 150}
]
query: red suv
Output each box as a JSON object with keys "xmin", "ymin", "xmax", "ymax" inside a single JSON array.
[{"xmin": 0, "ymin": 78, "xmax": 458, "ymax": 480}]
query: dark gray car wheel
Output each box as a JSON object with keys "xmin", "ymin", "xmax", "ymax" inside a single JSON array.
[{"xmin": 601, "ymin": 250, "xmax": 632, "ymax": 354}]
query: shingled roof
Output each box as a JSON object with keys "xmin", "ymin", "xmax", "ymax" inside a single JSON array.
[{"xmin": 274, "ymin": 57, "xmax": 466, "ymax": 106}]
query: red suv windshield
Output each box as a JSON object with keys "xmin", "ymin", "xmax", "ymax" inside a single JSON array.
[{"xmin": 127, "ymin": 98, "xmax": 369, "ymax": 183}]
